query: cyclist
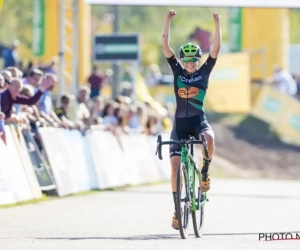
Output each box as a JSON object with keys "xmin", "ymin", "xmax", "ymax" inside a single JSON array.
[{"xmin": 161, "ymin": 10, "xmax": 221, "ymax": 229}]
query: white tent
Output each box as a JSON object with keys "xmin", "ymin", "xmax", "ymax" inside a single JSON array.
[{"xmin": 85, "ymin": 0, "xmax": 300, "ymax": 8}]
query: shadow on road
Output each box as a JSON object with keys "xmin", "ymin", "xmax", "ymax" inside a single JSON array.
[
  {"xmin": 35, "ymin": 231, "xmax": 300, "ymax": 241},
  {"xmin": 35, "ymin": 234, "xmax": 180, "ymax": 241}
]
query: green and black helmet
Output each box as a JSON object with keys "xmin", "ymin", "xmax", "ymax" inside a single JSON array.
[{"xmin": 178, "ymin": 42, "xmax": 202, "ymax": 58}]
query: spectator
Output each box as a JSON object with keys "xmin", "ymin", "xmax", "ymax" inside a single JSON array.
[
  {"xmin": 88, "ymin": 96, "xmax": 105, "ymax": 125},
  {"xmin": 2, "ymin": 40, "xmax": 20, "ymax": 68},
  {"xmin": 55, "ymin": 95, "xmax": 76, "ymax": 128},
  {"xmin": 6, "ymin": 66, "xmax": 22, "ymax": 78},
  {"xmin": 15, "ymin": 85, "xmax": 36, "ymax": 132},
  {"xmin": 22, "ymin": 68, "xmax": 43, "ymax": 86},
  {"xmin": 102, "ymin": 101, "xmax": 119, "ymax": 126},
  {"xmin": 67, "ymin": 86, "xmax": 91, "ymax": 128},
  {"xmin": 127, "ymin": 105, "xmax": 142, "ymax": 131},
  {"xmin": 271, "ymin": 65, "xmax": 297, "ymax": 96},
  {"xmin": 87, "ymin": 65, "xmax": 106, "ymax": 98},
  {"xmin": 0, "ymin": 77, "xmax": 54, "ymax": 121},
  {"xmin": 114, "ymin": 104, "xmax": 129, "ymax": 134},
  {"xmin": 189, "ymin": 27, "xmax": 211, "ymax": 53},
  {"xmin": 1, "ymin": 70, "xmax": 12, "ymax": 89},
  {"xmin": 21, "ymin": 61, "xmax": 34, "ymax": 78},
  {"xmin": 121, "ymin": 67, "xmax": 133, "ymax": 83},
  {"xmin": 145, "ymin": 109, "xmax": 160, "ymax": 136},
  {"xmin": 120, "ymin": 81, "xmax": 133, "ymax": 98},
  {"xmin": 13, "ymin": 84, "xmax": 35, "ymax": 114},
  {"xmin": 37, "ymin": 73, "xmax": 69, "ymax": 128}
]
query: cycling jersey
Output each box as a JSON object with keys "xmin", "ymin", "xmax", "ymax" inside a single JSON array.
[
  {"xmin": 166, "ymin": 54, "xmax": 217, "ymax": 157},
  {"xmin": 166, "ymin": 55, "xmax": 216, "ymax": 118}
]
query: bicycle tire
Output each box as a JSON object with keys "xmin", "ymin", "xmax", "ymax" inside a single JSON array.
[
  {"xmin": 176, "ymin": 162, "xmax": 190, "ymax": 239},
  {"xmin": 192, "ymin": 168, "xmax": 205, "ymax": 237}
]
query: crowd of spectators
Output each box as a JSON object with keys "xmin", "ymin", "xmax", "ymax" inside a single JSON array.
[{"xmin": 0, "ymin": 59, "xmax": 173, "ymax": 151}]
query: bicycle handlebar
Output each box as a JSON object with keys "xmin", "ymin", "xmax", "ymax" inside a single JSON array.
[{"xmin": 155, "ymin": 134, "xmax": 210, "ymax": 160}]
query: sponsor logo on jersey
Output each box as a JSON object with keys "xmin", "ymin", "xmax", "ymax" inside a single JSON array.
[
  {"xmin": 178, "ymin": 87, "xmax": 199, "ymax": 98},
  {"xmin": 180, "ymin": 75, "xmax": 202, "ymax": 83}
]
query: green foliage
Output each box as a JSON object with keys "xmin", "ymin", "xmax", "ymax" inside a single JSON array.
[
  {"xmin": 0, "ymin": 0, "xmax": 33, "ymax": 60},
  {"xmin": 290, "ymin": 9, "xmax": 300, "ymax": 43}
]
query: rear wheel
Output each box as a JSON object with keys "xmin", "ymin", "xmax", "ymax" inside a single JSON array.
[
  {"xmin": 192, "ymin": 168, "xmax": 205, "ymax": 237},
  {"xmin": 176, "ymin": 162, "xmax": 190, "ymax": 239}
]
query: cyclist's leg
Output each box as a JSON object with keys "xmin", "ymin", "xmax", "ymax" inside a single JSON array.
[
  {"xmin": 200, "ymin": 122, "xmax": 215, "ymax": 160},
  {"xmin": 195, "ymin": 119, "xmax": 215, "ymax": 192},
  {"xmin": 169, "ymin": 120, "xmax": 186, "ymax": 229}
]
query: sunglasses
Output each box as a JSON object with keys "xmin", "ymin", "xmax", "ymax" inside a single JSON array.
[{"xmin": 181, "ymin": 57, "xmax": 199, "ymax": 63}]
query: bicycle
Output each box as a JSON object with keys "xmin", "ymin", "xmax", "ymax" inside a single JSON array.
[{"xmin": 156, "ymin": 134, "xmax": 210, "ymax": 239}]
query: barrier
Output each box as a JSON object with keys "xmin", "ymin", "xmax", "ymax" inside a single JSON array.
[
  {"xmin": 0, "ymin": 139, "xmax": 16, "ymax": 205},
  {"xmin": 1, "ymin": 126, "xmax": 35, "ymax": 203},
  {"xmin": 38, "ymin": 128, "xmax": 77, "ymax": 196},
  {"xmin": 22, "ymin": 131, "xmax": 56, "ymax": 191},
  {"xmin": 85, "ymin": 130, "xmax": 125, "ymax": 189},
  {"xmin": 41, "ymin": 128, "xmax": 172, "ymax": 195},
  {"xmin": 63, "ymin": 130, "xmax": 96, "ymax": 191},
  {"xmin": 9, "ymin": 126, "xmax": 42, "ymax": 199},
  {"xmin": 252, "ymin": 85, "xmax": 300, "ymax": 145},
  {"xmin": 148, "ymin": 134, "xmax": 171, "ymax": 180},
  {"xmin": 1, "ymin": 125, "xmax": 173, "ymax": 204}
]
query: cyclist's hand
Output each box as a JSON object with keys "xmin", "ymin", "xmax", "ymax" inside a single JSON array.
[
  {"xmin": 166, "ymin": 10, "xmax": 177, "ymax": 20},
  {"xmin": 213, "ymin": 13, "xmax": 220, "ymax": 23}
]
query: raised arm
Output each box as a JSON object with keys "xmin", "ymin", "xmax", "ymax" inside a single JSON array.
[
  {"xmin": 210, "ymin": 13, "xmax": 222, "ymax": 59},
  {"xmin": 15, "ymin": 76, "xmax": 54, "ymax": 105},
  {"xmin": 161, "ymin": 10, "xmax": 176, "ymax": 58}
]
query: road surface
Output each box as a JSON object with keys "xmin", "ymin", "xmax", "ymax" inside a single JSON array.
[{"xmin": 1, "ymin": 178, "xmax": 300, "ymax": 250}]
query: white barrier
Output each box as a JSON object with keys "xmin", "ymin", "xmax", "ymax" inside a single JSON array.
[
  {"xmin": 39, "ymin": 128, "xmax": 172, "ymax": 196},
  {"xmin": 122, "ymin": 134, "xmax": 162, "ymax": 184},
  {"xmin": 1, "ymin": 126, "xmax": 35, "ymax": 203},
  {"xmin": 1, "ymin": 126, "xmax": 172, "ymax": 204},
  {"xmin": 0, "ymin": 139, "xmax": 16, "ymax": 205},
  {"xmin": 10, "ymin": 126, "xmax": 42, "ymax": 199},
  {"xmin": 148, "ymin": 134, "xmax": 172, "ymax": 180},
  {"xmin": 85, "ymin": 130, "xmax": 127, "ymax": 189},
  {"xmin": 63, "ymin": 130, "xmax": 94, "ymax": 192},
  {"xmin": 38, "ymin": 128, "xmax": 78, "ymax": 196}
]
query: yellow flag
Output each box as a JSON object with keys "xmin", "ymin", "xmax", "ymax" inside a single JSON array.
[{"xmin": 0, "ymin": 0, "xmax": 3, "ymax": 12}]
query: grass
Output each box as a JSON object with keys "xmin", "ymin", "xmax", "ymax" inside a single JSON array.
[{"xmin": 0, "ymin": 194, "xmax": 48, "ymax": 209}]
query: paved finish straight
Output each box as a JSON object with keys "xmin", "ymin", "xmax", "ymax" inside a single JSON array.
[{"xmin": 0, "ymin": 179, "xmax": 300, "ymax": 250}]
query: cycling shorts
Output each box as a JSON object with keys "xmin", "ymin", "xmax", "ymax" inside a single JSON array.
[{"xmin": 169, "ymin": 115, "xmax": 211, "ymax": 158}]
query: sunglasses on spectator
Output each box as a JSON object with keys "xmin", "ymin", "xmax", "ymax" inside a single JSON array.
[{"xmin": 181, "ymin": 57, "xmax": 199, "ymax": 63}]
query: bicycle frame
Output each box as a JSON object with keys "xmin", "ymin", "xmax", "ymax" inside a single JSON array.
[{"xmin": 180, "ymin": 144, "xmax": 208, "ymax": 212}]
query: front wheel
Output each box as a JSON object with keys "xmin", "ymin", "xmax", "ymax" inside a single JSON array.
[
  {"xmin": 192, "ymin": 168, "xmax": 205, "ymax": 237},
  {"xmin": 176, "ymin": 162, "xmax": 190, "ymax": 239}
]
